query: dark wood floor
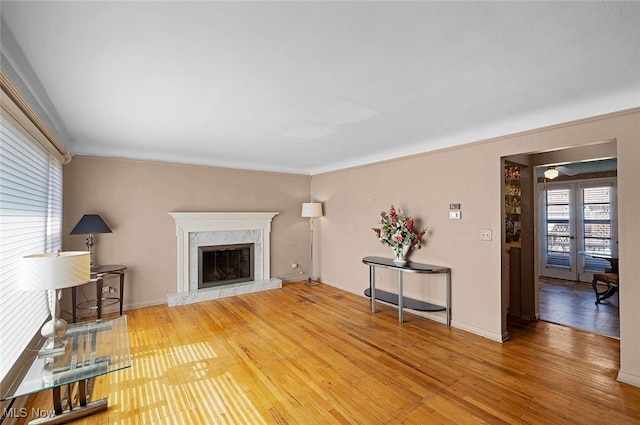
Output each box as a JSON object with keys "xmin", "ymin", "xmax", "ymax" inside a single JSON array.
[{"xmin": 539, "ymin": 278, "xmax": 620, "ymax": 338}]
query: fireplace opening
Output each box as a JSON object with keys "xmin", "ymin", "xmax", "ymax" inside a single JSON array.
[{"xmin": 198, "ymin": 243, "xmax": 254, "ymax": 289}]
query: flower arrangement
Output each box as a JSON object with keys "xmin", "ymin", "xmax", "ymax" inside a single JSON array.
[{"xmin": 372, "ymin": 205, "xmax": 427, "ymax": 253}]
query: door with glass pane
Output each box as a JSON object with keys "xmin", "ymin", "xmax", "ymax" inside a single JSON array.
[
  {"xmin": 541, "ymin": 186, "xmax": 576, "ymax": 280},
  {"xmin": 579, "ymin": 183, "xmax": 617, "ymax": 282},
  {"xmin": 540, "ymin": 180, "xmax": 617, "ymax": 282}
]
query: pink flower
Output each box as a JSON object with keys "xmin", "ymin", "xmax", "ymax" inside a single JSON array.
[{"xmin": 373, "ymin": 206, "xmax": 428, "ymax": 250}]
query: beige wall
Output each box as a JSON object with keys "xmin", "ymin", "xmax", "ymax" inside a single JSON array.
[
  {"xmin": 61, "ymin": 109, "xmax": 640, "ymax": 387},
  {"xmin": 311, "ymin": 109, "xmax": 640, "ymax": 386},
  {"xmin": 62, "ymin": 157, "xmax": 311, "ymax": 311}
]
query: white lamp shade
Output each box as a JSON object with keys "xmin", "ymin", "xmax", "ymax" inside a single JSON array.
[
  {"xmin": 21, "ymin": 251, "xmax": 91, "ymax": 291},
  {"xmin": 544, "ymin": 168, "xmax": 560, "ymax": 179},
  {"xmin": 301, "ymin": 202, "xmax": 323, "ymax": 218}
]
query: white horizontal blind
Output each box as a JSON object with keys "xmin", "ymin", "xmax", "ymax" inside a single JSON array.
[
  {"xmin": 582, "ymin": 185, "xmax": 613, "ymax": 271},
  {"xmin": 0, "ymin": 120, "xmax": 62, "ymax": 382},
  {"xmin": 545, "ymin": 188, "xmax": 571, "ymax": 268}
]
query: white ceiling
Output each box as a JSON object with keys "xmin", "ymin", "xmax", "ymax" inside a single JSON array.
[{"xmin": 1, "ymin": 1, "xmax": 639, "ymax": 175}]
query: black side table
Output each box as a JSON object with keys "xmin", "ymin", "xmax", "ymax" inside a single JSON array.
[
  {"xmin": 72, "ymin": 265, "xmax": 127, "ymax": 323},
  {"xmin": 362, "ymin": 256, "xmax": 451, "ymax": 325}
]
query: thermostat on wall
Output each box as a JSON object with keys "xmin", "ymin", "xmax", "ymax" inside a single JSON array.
[{"xmin": 449, "ymin": 203, "xmax": 461, "ymax": 219}]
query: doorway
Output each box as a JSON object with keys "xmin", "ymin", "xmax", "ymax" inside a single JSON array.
[
  {"xmin": 536, "ymin": 163, "xmax": 619, "ymax": 338},
  {"xmin": 502, "ymin": 143, "xmax": 618, "ymax": 340}
]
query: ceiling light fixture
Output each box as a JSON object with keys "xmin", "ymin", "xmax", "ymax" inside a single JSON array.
[{"xmin": 544, "ymin": 167, "xmax": 559, "ymax": 180}]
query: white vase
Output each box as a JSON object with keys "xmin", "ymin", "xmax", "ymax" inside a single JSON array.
[{"xmin": 392, "ymin": 244, "xmax": 411, "ymax": 265}]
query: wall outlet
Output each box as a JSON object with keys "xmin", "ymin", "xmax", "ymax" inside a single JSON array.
[
  {"xmin": 480, "ymin": 229, "xmax": 492, "ymax": 241},
  {"xmin": 449, "ymin": 211, "xmax": 461, "ymax": 220},
  {"xmin": 291, "ymin": 261, "xmax": 298, "ymax": 269}
]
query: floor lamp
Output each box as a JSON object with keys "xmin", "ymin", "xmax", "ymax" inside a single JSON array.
[{"xmin": 301, "ymin": 202, "xmax": 323, "ymax": 286}]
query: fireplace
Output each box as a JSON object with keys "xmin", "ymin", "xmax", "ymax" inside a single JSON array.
[
  {"xmin": 199, "ymin": 243, "xmax": 254, "ymax": 288},
  {"xmin": 167, "ymin": 212, "xmax": 281, "ymax": 307}
]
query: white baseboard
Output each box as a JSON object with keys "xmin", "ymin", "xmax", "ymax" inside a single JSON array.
[
  {"xmin": 617, "ymin": 370, "xmax": 640, "ymax": 388},
  {"xmin": 450, "ymin": 320, "xmax": 505, "ymax": 343}
]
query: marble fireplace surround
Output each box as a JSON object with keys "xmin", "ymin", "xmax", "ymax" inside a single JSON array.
[{"xmin": 167, "ymin": 212, "xmax": 281, "ymax": 307}]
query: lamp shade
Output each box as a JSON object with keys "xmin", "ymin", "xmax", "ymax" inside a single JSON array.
[
  {"xmin": 301, "ymin": 202, "xmax": 323, "ymax": 218},
  {"xmin": 70, "ymin": 214, "xmax": 112, "ymax": 235},
  {"xmin": 21, "ymin": 251, "xmax": 91, "ymax": 291},
  {"xmin": 544, "ymin": 168, "xmax": 559, "ymax": 180}
]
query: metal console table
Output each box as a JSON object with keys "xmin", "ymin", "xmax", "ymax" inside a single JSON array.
[
  {"xmin": 1, "ymin": 316, "xmax": 131, "ymax": 424},
  {"xmin": 363, "ymin": 256, "xmax": 451, "ymax": 326},
  {"xmin": 72, "ymin": 265, "xmax": 127, "ymax": 323}
]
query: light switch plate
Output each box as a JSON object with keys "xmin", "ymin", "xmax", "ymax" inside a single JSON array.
[{"xmin": 449, "ymin": 211, "xmax": 461, "ymax": 220}]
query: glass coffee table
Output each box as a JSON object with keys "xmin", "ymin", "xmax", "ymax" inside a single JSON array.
[{"xmin": 1, "ymin": 316, "xmax": 131, "ymax": 424}]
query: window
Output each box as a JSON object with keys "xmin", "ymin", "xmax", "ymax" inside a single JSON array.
[
  {"xmin": 0, "ymin": 120, "xmax": 63, "ymax": 382},
  {"xmin": 582, "ymin": 185, "xmax": 614, "ymax": 271},
  {"xmin": 544, "ymin": 188, "xmax": 571, "ymax": 268}
]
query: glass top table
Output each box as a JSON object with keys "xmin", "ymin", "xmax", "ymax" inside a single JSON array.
[
  {"xmin": 1, "ymin": 315, "xmax": 131, "ymax": 424},
  {"xmin": 578, "ymin": 250, "xmax": 619, "ymax": 273}
]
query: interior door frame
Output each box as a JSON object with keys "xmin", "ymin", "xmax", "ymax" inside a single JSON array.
[{"xmin": 501, "ymin": 141, "xmax": 617, "ymax": 340}]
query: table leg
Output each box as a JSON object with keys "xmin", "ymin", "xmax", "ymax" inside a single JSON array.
[
  {"xmin": 32, "ymin": 394, "xmax": 108, "ymax": 425},
  {"xmin": 445, "ymin": 271, "xmax": 451, "ymax": 327},
  {"xmin": 370, "ymin": 265, "xmax": 376, "ymax": 313},
  {"xmin": 398, "ymin": 270, "xmax": 403, "ymax": 323},
  {"xmin": 52, "ymin": 386, "xmax": 63, "ymax": 415},
  {"xmin": 119, "ymin": 272, "xmax": 125, "ymax": 316},
  {"xmin": 78, "ymin": 379, "xmax": 87, "ymax": 407},
  {"xmin": 71, "ymin": 287, "xmax": 77, "ymax": 323},
  {"xmin": 96, "ymin": 274, "xmax": 103, "ymax": 321}
]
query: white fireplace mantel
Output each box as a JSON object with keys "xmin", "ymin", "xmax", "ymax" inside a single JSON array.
[{"xmin": 168, "ymin": 212, "xmax": 279, "ymax": 305}]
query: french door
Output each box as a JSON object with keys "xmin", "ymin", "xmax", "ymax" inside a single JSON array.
[{"xmin": 540, "ymin": 179, "xmax": 617, "ymax": 282}]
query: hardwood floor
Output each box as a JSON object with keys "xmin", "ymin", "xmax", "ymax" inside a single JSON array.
[
  {"xmin": 22, "ymin": 281, "xmax": 640, "ymax": 424},
  {"xmin": 539, "ymin": 278, "xmax": 620, "ymax": 338}
]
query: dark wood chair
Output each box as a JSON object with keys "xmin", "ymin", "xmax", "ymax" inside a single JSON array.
[{"xmin": 591, "ymin": 272, "xmax": 619, "ymax": 304}]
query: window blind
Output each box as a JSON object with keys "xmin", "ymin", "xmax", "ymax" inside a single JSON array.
[
  {"xmin": 545, "ymin": 188, "xmax": 571, "ymax": 268},
  {"xmin": 0, "ymin": 120, "xmax": 62, "ymax": 382},
  {"xmin": 583, "ymin": 185, "xmax": 613, "ymax": 271}
]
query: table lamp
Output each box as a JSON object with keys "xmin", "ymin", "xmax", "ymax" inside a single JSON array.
[
  {"xmin": 301, "ymin": 202, "xmax": 323, "ymax": 286},
  {"xmin": 70, "ymin": 214, "xmax": 112, "ymax": 267},
  {"xmin": 21, "ymin": 251, "xmax": 91, "ymax": 356}
]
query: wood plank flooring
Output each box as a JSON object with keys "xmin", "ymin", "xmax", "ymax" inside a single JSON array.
[
  {"xmin": 21, "ymin": 281, "xmax": 640, "ymax": 424},
  {"xmin": 539, "ymin": 278, "xmax": 620, "ymax": 338}
]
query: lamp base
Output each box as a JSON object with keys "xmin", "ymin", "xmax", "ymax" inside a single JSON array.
[
  {"xmin": 38, "ymin": 308, "xmax": 69, "ymax": 357},
  {"xmin": 306, "ymin": 277, "xmax": 320, "ymax": 286},
  {"xmin": 38, "ymin": 340, "xmax": 67, "ymax": 358}
]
